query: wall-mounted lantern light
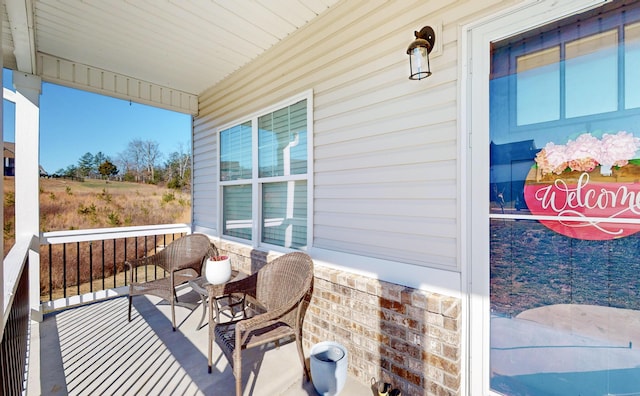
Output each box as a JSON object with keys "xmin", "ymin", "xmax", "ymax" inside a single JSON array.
[{"xmin": 407, "ymin": 26, "xmax": 436, "ymax": 80}]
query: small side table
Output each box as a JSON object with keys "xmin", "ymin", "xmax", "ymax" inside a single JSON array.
[{"xmin": 189, "ymin": 270, "xmax": 247, "ymax": 330}]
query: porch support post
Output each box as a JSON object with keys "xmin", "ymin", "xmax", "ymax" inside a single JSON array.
[{"xmin": 13, "ymin": 72, "xmax": 42, "ymax": 319}]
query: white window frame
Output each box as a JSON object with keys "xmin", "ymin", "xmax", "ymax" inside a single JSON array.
[
  {"xmin": 461, "ymin": 1, "xmax": 609, "ymax": 394},
  {"xmin": 217, "ymin": 90, "xmax": 314, "ymax": 251}
]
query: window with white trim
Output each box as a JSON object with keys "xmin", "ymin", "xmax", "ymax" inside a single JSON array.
[{"xmin": 219, "ymin": 93, "xmax": 310, "ymax": 249}]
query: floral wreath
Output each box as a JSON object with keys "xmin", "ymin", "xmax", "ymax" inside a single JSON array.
[{"xmin": 535, "ymin": 131, "xmax": 640, "ymax": 176}]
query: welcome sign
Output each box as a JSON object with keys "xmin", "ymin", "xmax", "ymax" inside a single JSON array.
[
  {"xmin": 524, "ymin": 131, "xmax": 640, "ymax": 240},
  {"xmin": 524, "ymin": 171, "xmax": 640, "ymax": 240}
]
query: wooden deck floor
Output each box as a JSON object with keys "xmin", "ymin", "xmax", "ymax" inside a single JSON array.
[{"xmin": 27, "ymin": 287, "xmax": 370, "ymax": 395}]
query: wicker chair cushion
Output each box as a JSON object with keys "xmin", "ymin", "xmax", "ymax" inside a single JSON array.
[{"xmin": 215, "ymin": 320, "xmax": 294, "ymax": 353}]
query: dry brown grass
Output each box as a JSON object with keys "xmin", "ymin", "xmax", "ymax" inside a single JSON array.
[
  {"xmin": 4, "ymin": 177, "xmax": 192, "ymax": 300},
  {"xmin": 39, "ymin": 178, "xmax": 191, "ymax": 232},
  {"xmin": 4, "ymin": 177, "xmax": 15, "ymax": 253}
]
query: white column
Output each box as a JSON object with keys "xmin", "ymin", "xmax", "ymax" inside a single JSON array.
[{"xmin": 13, "ymin": 72, "xmax": 42, "ymax": 318}]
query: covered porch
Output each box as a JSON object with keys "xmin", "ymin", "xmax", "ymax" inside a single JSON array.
[
  {"xmin": 6, "ymin": 0, "xmax": 640, "ymax": 394},
  {"xmin": 8, "ymin": 0, "xmax": 622, "ymax": 395}
]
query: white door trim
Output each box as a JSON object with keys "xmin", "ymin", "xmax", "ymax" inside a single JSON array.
[{"xmin": 459, "ymin": 0, "xmax": 609, "ymax": 393}]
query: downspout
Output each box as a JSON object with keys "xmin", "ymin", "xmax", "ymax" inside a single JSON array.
[{"xmin": 283, "ymin": 133, "xmax": 299, "ymax": 247}]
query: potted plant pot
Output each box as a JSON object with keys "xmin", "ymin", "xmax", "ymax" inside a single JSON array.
[
  {"xmin": 310, "ymin": 341, "xmax": 348, "ymax": 396},
  {"xmin": 204, "ymin": 255, "xmax": 231, "ymax": 284}
]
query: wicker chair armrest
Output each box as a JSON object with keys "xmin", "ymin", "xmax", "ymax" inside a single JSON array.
[
  {"xmin": 125, "ymin": 253, "xmax": 170, "ymax": 287},
  {"xmin": 235, "ymin": 312, "xmax": 280, "ymax": 334},
  {"xmin": 124, "ymin": 256, "xmax": 149, "ymax": 270},
  {"xmin": 235, "ymin": 294, "xmax": 302, "ymax": 335},
  {"xmin": 237, "ymin": 275, "xmax": 310, "ymax": 335}
]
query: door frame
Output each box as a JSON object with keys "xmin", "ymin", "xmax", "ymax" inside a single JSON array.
[{"xmin": 460, "ymin": 0, "xmax": 609, "ymax": 393}]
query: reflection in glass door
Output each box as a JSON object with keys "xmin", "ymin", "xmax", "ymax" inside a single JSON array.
[{"xmin": 489, "ymin": 2, "xmax": 640, "ymax": 394}]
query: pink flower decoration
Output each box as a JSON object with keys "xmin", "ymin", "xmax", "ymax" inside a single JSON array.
[
  {"xmin": 564, "ymin": 134, "xmax": 601, "ymax": 172},
  {"xmin": 534, "ymin": 131, "xmax": 640, "ymax": 176},
  {"xmin": 567, "ymin": 157, "xmax": 599, "ymax": 172},
  {"xmin": 535, "ymin": 142, "xmax": 568, "ymax": 175},
  {"xmin": 598, "ymin": 131, "xmax": 640, "ymax": 167}
]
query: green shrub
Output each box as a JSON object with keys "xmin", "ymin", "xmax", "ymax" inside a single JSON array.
[
  {"xmin": 123, "ymin": 172, "xmax": 136, "ymax": 182},
  {"xmin": 5, "ymin": 191, "xmax": 14, "ymax": 206},
  {"xmin": 107, "ymin": 212, "xmax": 121, "ymax": 226},
  {"xmin": 162, "ymin": 191, "xmax": 175, "ymax": 203},
  {"xmin": 98, "ymin": 188, "xmax": 112, "ymax": 203},
  {"xmin": 4, "ymin": 220, "xmax": 13, "ymax": 238},
  {"xmin": 167, "ymin": 177, "xmax": 183, "ymax": 190},
  {"xmin": 77, "ymin": 203, "xmax": 97, "ymax": 216}
]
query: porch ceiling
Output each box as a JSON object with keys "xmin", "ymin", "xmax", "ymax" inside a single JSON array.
[{"xmin": 2, "ymin": 0, "xmax": 339, "ymax": 111}]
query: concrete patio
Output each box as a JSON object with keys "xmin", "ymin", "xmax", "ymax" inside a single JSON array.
[{"xmin": 27, "ymin": 287, "xmax": 372, "ymax": 395}]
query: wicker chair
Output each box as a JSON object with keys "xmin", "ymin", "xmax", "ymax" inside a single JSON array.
[
  {"xmin": 125, "ymin": 233, "xmax": 216, "ymax": 331},
  {"xmin": 206, "ymin": 251, "xmax": 314, "ymax": 396}
]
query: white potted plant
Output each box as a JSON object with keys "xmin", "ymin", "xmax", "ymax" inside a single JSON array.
[{"xmin": 204, "ymin": 255, "xmax": 231, "ymax": 284}]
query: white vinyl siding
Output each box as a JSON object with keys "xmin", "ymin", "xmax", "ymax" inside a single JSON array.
[
  {"xmin": 192, "ymin": 121, "xmax": 218, "ymax": 233},
  {"xmin": 193, "ymin": 0, "xmax": 518, "ymax": 273}
]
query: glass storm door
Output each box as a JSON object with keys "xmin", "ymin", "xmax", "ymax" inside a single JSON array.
[{"xmin": 489, "ymin": 2, "xmax": 640, "ymax": 394}]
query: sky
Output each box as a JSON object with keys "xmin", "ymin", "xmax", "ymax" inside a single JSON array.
[{"xmin": 3, "ymin": 69, "xmax": 192, "ymax": 174}]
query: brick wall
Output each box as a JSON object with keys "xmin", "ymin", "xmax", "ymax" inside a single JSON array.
[
  {"xmin": 306, "ymin": 266, "xmax": 461, "ymax": 395},
  {"xmin": 215, "ymin": 240, "xmax": 462, "ymax": 395}
]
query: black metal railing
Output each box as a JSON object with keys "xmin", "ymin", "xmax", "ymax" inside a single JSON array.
[
  {"xmin": 40, "ymin": 225, "xmax": 190, "ymax": 304},
  {"xmin": 1, "ymin": 238, "xmax": 31, "ymax": 396}
]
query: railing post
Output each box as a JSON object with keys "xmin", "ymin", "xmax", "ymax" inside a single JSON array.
[
  {"xmin": 112, "ymin": 240, "xmax": 116, "ymax": 288},
  {"xmin": 101, "ymin": 240, "xmax": 105, "ymax": 291},
  {"xmin": 28, "ymin": 237, "xmax": 41, "ymax": 322},
  {"xmin": 76, "ymin": 242, "xmax": 80, "ymax": 295},
  {"xmin": 89, "ymin": 241, "xmax": 93, "ymax": 293},
  {"xmin": 63, "ymin": 244, "xmax": 67, "ymax": 298},
  {"xmin": 48, "ymin": 244, "xmax": 53, "ymax": 302}
]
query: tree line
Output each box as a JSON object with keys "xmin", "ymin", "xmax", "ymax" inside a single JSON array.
[{"xmin": 54, "ymin": 139, "xmax": 191, "ymax": 190}]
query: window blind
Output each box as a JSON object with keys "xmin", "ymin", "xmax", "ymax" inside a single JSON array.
[
  {"xmin": 220, "ymin": 121, "xmax": 252, "ymax": 181},
  {"xmin": 261, "ymin": 181, "xmax": 307, "ymax": 249},
  {"xmin": 258, "ymin": 99, "xmax": 307, "ymax": 178},
  {"xmin": 222, "ymin": 184, "xmax": 252, "ymax": 240}
]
